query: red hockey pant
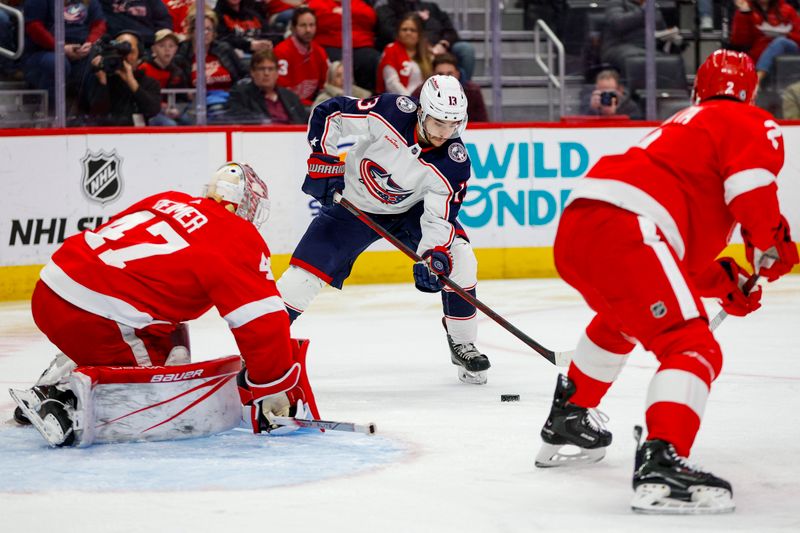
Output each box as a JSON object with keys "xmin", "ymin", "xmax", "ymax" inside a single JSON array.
[
  {"xmin": 31, "ymin": 280, "xmax": 178, "ymax": 367},
  {"xmin": 554, "ymin": 200, "xmax": 723, "ymax": 456}
]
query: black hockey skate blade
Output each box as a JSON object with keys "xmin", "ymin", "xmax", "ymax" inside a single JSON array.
[{"xmin": 500, "ymin": 394, "xmax": 520, "ymax": 402}]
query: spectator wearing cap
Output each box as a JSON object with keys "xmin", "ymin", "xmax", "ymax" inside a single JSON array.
[
  {"xmin": 307, "ymin": 0, "xmax": 380, "ymax": 92},
  {"xmin": 273, "ymin": 7, "xmax": 329, "ymax": 107},
  {"xmin": 22, "ymin": 0, "xmax": 107, "ymax": 111},
  {"xmin": 226, "ymin": 49, "xmax": 308, "ymax": 124},
  {"xmin": 139, "ymin": 28, "xmax": 191, "ymax": 126},
  {"xmin": 215, "ymin": 0, "xmax": 273, "ymax": 57},
  {"xmin": 412, "ymin": 53, "xmax": 488, "ymax": 122},
  {"xmin": 99, "ymin": 0, "xmax": 173, "ymax": 47},
  {"xmin": 88, "ymin": 30, "xmax": 161, "ymax": 125}
]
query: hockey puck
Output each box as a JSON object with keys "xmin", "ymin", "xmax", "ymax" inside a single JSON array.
[{"xmin": 500, "ymin": 394, "xmax": 520, "ymax": 402}]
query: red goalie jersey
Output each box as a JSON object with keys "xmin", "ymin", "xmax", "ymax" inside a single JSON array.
[
  {"xmin": 38, "ymin": 190, "xmax": 292, "ymax": 382},
  {"xmin": 570, "ymin": 99, "xmax": 785, "ymax": 278}
]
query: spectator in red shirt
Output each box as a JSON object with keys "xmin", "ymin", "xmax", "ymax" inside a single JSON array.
[
  {"xmin": 377, "ymin": 12, "xmax": 432, "ymax": 95},
  {"xmin": 139, "ymin": 28, "xmax": 192, "ymax": 126},
  {"xmin": 163, "ymin": 0, "xmax": 193, "ymax": 38},
  {"xmin": 307, "ymin": 0, "xmax": 379, "ymax": 92},
  {"xmin": 274, "ymin": 7, "xmax": 329, "ymax": 108},
  {"xmin": 215, "ymin": 0, "xmax": 274, "ymax": 57},
  {"xmin": 730, "ymin": 0, "xmax": 800, "ymax": 83},
  {"xmin": 227, "ymin": 49, "xmax": 308, "ymax": 124}
]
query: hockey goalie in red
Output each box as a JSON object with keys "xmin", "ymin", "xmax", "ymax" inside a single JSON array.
[
  {"xmin": 535, "ymin": 50, "xmax": 798, "ymax": 514},
  {"xmin": 10, "ymin": 162, "xmax": 320, "ymax": 447}
]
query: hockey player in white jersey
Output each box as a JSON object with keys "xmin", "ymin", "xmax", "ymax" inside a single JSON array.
[{"xmin": 277, "ymin": 75, "xmax": 491, "ymax": 384}]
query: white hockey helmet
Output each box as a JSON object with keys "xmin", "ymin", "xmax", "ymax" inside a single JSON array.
[
  {"xmin": 418, "ymin": 74, "xmax": 468, "ymax": 139},
  {"xmin": 205, "ymin": 162, "xmax": 271, "ymax": 229}
]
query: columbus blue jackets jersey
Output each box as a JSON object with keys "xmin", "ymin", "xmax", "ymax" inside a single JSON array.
[{"xmin": 307, "ymin": 94, "xmax": 471, "ymax": 254}]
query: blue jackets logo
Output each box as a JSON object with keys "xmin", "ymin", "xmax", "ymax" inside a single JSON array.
[{"xmin": 359, "ymin": 159, "xmax": 413, "ymax": 204}]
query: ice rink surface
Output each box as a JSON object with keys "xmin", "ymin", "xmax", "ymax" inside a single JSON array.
[{"xmin": 1, "ymin": 276, "xmax": 799, "ymax": 532}]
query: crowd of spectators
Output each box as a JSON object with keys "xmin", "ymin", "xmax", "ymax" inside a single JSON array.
[
  {"xmin": 2, "ymin": 0, "xmax": 800, "ymax": 125},
  {"xmin": 0, "ymin": 0, "xmax": 485, "ymax": 126}
]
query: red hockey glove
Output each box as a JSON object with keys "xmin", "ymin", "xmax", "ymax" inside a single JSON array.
[
  {"xmin": 302, "ymin": 153, "xmax": 345, "ymax": 207},
  {"xmin": 413, "ymin": 246, "xmax": 453, "ymax": 293},
  {"xmin": 696, "ymin": 257, "xmax": 762, "ymax": 317},
  {"xmin": 237, "ymin": 339, "xmax": 320, "ymax": 434},
  {"xmin": 742, "ymin": 215, "xmax": 799, "ymax": 282}
]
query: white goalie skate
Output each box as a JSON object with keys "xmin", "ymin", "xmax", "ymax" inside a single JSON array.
[{"xmin": 9, "ymin": 388, "xmax": 77, "ymax": 447}]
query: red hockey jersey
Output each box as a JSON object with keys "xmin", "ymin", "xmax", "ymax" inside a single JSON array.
[
  {"xmin": 569, "ymin": 99, "xmax": 785, "ymax": 278},
  {"xmin": 274, "ymin": 36, "xmax": 329, "ymax": 106},
  {"xmin": 40, "ymin": 191, "xmax": 292, "ymax": 381}
]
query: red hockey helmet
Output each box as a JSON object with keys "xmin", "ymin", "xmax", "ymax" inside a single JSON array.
[{"xmin": 693, "ymin": 49, "xmax": 758, "ymax": 105}]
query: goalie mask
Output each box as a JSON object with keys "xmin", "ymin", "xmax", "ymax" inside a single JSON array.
[
  {"xmin": 418, "ymin": 74, "xmax": 468, "ymax": 140},
  {"xmin": 693, "ymin": 49, "xmax": 757, "ymax": 105},
  {"xmin": 205, "ymin": 162, "xmax": 271, "ymax": 229}
]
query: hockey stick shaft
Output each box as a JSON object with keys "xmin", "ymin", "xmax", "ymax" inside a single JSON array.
[
  {"xmin": 334, "ymin": 193, "xmax": 568, "ymax": 366},
  {"xmin": 708, "ymin": 271, "xmax": 760, "ymax": 331},
  {"xmin": 271, "ymin": 416, "xmax": 376, "ymax": 435}
]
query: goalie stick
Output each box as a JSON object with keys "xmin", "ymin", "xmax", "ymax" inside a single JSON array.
[
  {"xmin": 271, "ymin": 415, "xmax": 377, "ymax": 435},
  {"xmin": 333, "ymin": 193, "xmax": 571, "ymax": 367}
]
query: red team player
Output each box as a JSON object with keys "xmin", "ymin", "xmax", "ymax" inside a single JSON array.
[
  {"xmin": 11, "ymin": 163, "xmax": 319, "ymax": 447},
  {"xmin": 534, "ymin": 50, "xmax": 798, "ymax": 513}
]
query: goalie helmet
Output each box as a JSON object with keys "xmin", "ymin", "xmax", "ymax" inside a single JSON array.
[
  {"xmin": 418, "ymin": 74, "xmax": 468, "ymax": 138},
  {"xmin": 693, "ymin": 49, "xmax": 757, "ymax": 105},
  {"xmin": 205, "ymin": 162, "xmax": 271, "ymax": 229}
]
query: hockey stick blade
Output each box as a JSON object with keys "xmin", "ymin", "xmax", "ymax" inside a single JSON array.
[
  {"xmin": 271, "ymin": 416, "xmax": 377, "ymax": 435},
  {"xmin": 333, "ymin": 193, "xmax": 566, "ymax": 367}
]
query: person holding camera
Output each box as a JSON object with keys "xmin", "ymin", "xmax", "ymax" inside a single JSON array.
[
  {"xmin": 22, "ymin": 0, "xmax": 107, "ymax": 112},
  {"xmin": 582, "ymin": 69, "xmax": 642, "ymax": 119},
  {"xmin": 88, "ymin": 30, "xmax": 161, "ymax": 126}
]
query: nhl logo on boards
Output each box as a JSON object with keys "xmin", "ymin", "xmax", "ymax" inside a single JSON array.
[
  {"xmin": 396, "ymin": 96, "xmax": 417, "ymax": 113},
  {"xmin": 81, "ymin": 150, "xmax": 123, "ymax": 205},
  {"xmin": 448, "ymin": 143, "xmax": 468, "ymax": 163},
  {"xmin": 650, "ymin": 301, "xmax": 667, "ymax": 318}
]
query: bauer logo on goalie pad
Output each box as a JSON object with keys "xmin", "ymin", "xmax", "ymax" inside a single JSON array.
[
  {"xmin": 80, "ymin": 150, "xmax": 123, "ymax": 206},
  {"xmin": 150, "ymin": 369, "xmax": 204, "ymax": 382},
  {"xmin": 650, "ymin": 301, "xmax": 667, "ymax": 318}
]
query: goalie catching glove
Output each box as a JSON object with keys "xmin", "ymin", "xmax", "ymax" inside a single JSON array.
[
  {"xmin": 302, "ymin": 153, "xmax": 345, "ymax": 207},
  {"xmin": 413, "ymin": 246, "xmax": 453, "ymax": 293},
  {"xmin": 741, "ymin": 214, "xmax": 799, "ymax": 282},
  {"xmin": 237, "ymin": 339, "xmax": 320, "ymax": 434},
  {"xmin": 695, "ymin": 257, "xmax": 762, "ymax": 317}
]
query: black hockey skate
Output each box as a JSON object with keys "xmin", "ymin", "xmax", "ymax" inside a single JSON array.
[
  {"xmin": 12, "ymin": 385, "xmax": 58, "ymax": 425},
  {"xmin": 631, "ymin": 426, "xmax": 734, "ymax": 514},
  {"xmin": 9, "ymin": 387, "xmax": 77, "ymax": 447},
  {"xmin": 535, "ymin": 374, "xmax": 612, "ymax": 467},
  {"xmin": 443, "ymin": 320, "xmax": 491, "ymax": 385}
]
